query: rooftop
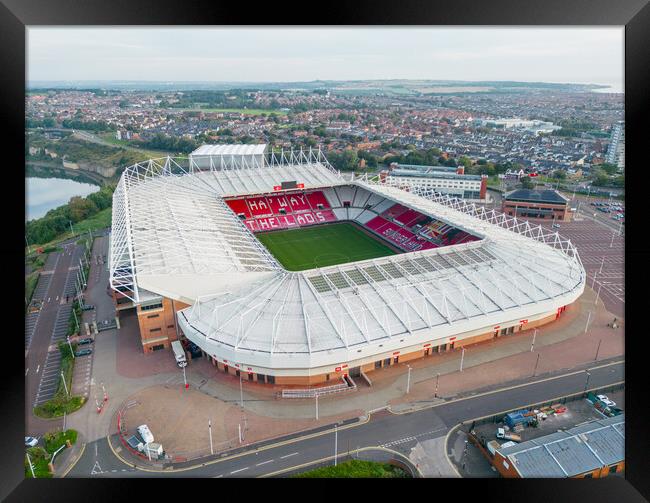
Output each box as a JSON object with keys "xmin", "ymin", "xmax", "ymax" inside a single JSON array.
[
  {"xmin": 504, "ymin": 189, "xmax": 569, "ymax": 205},
  {"xmin": 190, "ymin": 144, "xmax": 268, "ymax": 157},
  {"xmin": 498, "ymin": 414, "xmax": 625, "ymax": 478}
]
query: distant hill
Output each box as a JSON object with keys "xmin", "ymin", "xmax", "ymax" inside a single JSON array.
[{"xmin": 27, "ymin": 79, "xmax": 610, "ymax": 95}]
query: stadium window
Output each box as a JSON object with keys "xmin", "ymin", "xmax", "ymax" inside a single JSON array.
[
  {"xmin": 235, "ymin": 370, "xmax": 240, "ymax": 377},
  {"xmin": 317, "ymin": 203, "xmax": 324, "ymax": 209},
  {"xmin": 608, "ymin": 465, "xmax": 618, "ymax": 474},
  {"xmin": 375, "ymin": 361, "xmax": 382, "ymax": 369},
  {"xmin": 267, "ymin": 375, "xmax": 275, "ymax": 385},
  {"xmin": 147, "ymin": 314, "xmax": 159, "ymax": 319},
  {"xmin": 584, "ymin": 473, "xmax": 593, "ymax": 478},
  {"xmin": 167, "ymin": 324, "xmax": 174, "ymax": 329},
  {"xmin": 501, "ymin": 328, "xmax": 508, "ymax": 336},
  {"xmin": 383, "ymin": 358, "xmax": 391, "ymax": 367},
  {"xmin": 326, "ymin": 374, "xmax": 330, "ymax": 381},
  {"xmin": 279, "ymin": 208, "xmax": 286, "ymax": 214},
  {"xmin": 151, "ymin": 344, "xmax": 164, "ymax": 351},
  {"xmin": 141, "ymin": 302, "xmax": 163, "ymax": 312},
  {"xmin": 343, "ymin": 201, "xmax": 351, "ymax": 208},
  {"xmin": 150, "ymin": 328, "xmax": 161, "ymax": 333}
]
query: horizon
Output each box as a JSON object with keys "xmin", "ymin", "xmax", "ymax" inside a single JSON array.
[{"xmin": 27, "ymin": 27, "xmax": 624, "ymax": 91}]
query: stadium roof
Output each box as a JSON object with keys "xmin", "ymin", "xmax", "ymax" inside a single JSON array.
[
  {"xmin": 110, "ymin": 150, "xmax": 585, "ymax": 370},
  {"xmin": 190, "ymin": 144, "xmax": 267, "ymax": 157},
  {"xmin": 497, "ymin": 414, "xmax": 625, "ymax": 477}
]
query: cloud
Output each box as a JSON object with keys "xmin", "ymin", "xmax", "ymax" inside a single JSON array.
[{"xmin": 27, "ymin": 27, "xmax": 623, "ymax": 87}]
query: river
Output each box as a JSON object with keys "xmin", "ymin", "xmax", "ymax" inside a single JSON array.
[{"xmin": 26, "ymin": 176, "xmax": 100, "ymax": 221}]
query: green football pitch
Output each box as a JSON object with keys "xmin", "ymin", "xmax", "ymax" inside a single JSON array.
[{"xmin": 256, "ymin": 222, "xmax": 399, "ymax": 271}]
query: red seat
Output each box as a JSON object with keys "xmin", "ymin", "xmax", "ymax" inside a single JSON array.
[
  {"xmin": 247, "ymin": 196, "xmax": 273, "ymax": 217},
  {"xmin": 286, "ymin": 193, "xmax": 311, "ymax": 213},
  {"xmin": 267, "ymin": 195, "xmax": 291, "ymax": 215},
  {"xmin": 306, "ymin": 191, "xmax": 331, "ymax": 209},
  {"xmin": 225, "ymin": 198, "xmax": 251, "ymax": 218}
]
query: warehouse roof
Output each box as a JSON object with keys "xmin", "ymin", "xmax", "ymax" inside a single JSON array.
[
  {"xmin": 504, "ymin": 189, "xmax": 569, "ymax": 205},
  {"xmin": 497, "ymin": 414, "xmax": 625, "ymax": 478}
]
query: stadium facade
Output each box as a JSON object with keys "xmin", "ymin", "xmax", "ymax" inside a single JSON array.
[{"xmin": 109, "ymin": 146, "xmax": 586, "ymax": 386}]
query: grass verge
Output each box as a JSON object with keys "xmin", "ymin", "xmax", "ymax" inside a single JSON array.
[
  {"xmin": 25, "ymin": 271, "xmax": 40, "ymax": 310},
  {"xmin": 25, "ymin": 429, "xmax": 79, "ymax": 478},
  {"xmin": 293, "ymin": 460, "xmax": 411, "ymax": 478}
]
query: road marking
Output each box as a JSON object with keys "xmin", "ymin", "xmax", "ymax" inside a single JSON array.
[
  {"xmin": 230, "ymin": 467, "xmax": 249, "ymax": 474},
  {"xmin": 105, "ymin": 360, "xmax": 624, "ymax": 475},
  {"xmin": 36, "ymin": 365, "xmax": 40, "ymax": 373},
  {"xmin": 91, "ymin": 460, "xmax": 102, "ymax": 475},
  {"xmin": 280, "ymin": 452, "xmax": 299, "ymax": 459},
  {"xmin": 25, "ymin": 368, "xmax": 29, "ymax": 376},
  {"xmin": 256, "ymin": 459, "xmax": 274, "ymax": 466}
]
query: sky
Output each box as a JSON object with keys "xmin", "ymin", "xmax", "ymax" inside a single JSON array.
[{"xmin": 27, "ymin": 27, "xmax": 624, "ymax": 90}]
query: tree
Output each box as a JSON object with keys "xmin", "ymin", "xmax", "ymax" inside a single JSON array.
[
  {"xmin": 599, "ymin": 163, "xmax": 618, "ymax": 175},
  {"xmin": 552, "ymin": 169, "xmax": 567, "ymax": 180},
  {"xmin": 328, "ymin": 150, "xmax": 359, "ymax": 171},
  {"xmin": 520, "ymin": 177, "xmax": 534, "ymax": 189}
]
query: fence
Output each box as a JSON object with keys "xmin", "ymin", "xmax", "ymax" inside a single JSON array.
[{"xmin": 281, "ymin": 376, "xmax": 357, "ymax": 399}]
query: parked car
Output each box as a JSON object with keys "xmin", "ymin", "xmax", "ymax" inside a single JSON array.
[
  {"xmin": 137, "ymin": 424, "xmax": 154, "ymax": 444},
  {"xmin": 552, "ymin": 223, "xmax": 561, "ymax": 229},
  {"xmin": 597, "ymin": 395, "xmax": 616, "ymax": 407},
  {"xmin": 75, "ymin": 348, "xmax": 93, "ymax": 357},
  {"xmin": 25, "ymin": 436, "xmax": 39, "ymax": 447},
  {"xmin": 81, "ymin": 304, "xmax": 95, "ymax": 311},
  {"xmin": 77, "ymin": 338, "xmax": 94, "ymax": 345}
]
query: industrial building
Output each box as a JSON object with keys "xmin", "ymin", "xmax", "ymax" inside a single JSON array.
[
  {"xmin": 381, "ymin": 163, "xmax": 488, "ymax": 201},
  {"xmin": 502, "ymin": 189, "xmax": 571, "ymax": 222},
  {"xmin": 109, "ymin": 146, "xmax": 584, "ymax": 386},
  {"xmin": 492, "ymin": 414, "xmax": 625, "ymax": 478}
]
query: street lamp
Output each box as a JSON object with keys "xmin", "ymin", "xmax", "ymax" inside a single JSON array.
[
  {"xmin": 406, "ymin": 365, "xmax": 412, "ymax": 394},
  {"xmin": 334, "ymin": 424, "xmax": 338, "ymax": 467},
  {"xmin": 459, "ymin": 347, "xmax": 465, "ymax": 372},
  {"xmin": 434, "ymin": 373, "xmax": 440, "ymax": 398},
  {"xmin": 67, "ymin": 336, "xmax": 75, "ymax": 359},
  {"xmin": 208, "ymin": 420, "xmax": 214, "ymax": 455},
  {"xmin": 530, "ymin": 328, "xmax": 537, "ymax": 352},
  {"xmin": 239, "ymin": 375, "xmax": 244, "ymax": 408}
]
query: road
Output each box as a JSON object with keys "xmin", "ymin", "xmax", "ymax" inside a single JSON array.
[{"xmin": 66, "ymin": 360, "xmax": 623, "ymax": 478}]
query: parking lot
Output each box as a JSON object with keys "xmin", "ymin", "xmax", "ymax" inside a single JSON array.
[
  {"xmin": 529, "ymin": 204, "xmax": 624, "ymax": 318},
  {"xmin": 33, "ymin": 349, "xmax": 62, "ymax": 407},
  {"xmin": 450, "ymin": 387, "xmax": 624, "ymax": 477},
  {"xmin": 28, "ymin": 242, "xmax": 96, "ymax": 415}
]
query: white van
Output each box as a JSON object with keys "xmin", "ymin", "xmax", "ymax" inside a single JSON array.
[{"xmin": 137, "ymin": 424, "xmax": 154, "ymax": 444}]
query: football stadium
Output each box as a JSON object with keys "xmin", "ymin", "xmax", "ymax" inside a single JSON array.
[{"xmin": 109, "ymin": 146, "xmax": 586, "ymax": 386}]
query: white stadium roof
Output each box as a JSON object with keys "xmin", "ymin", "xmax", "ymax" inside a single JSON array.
[
  {"xmin": 190, "ymin": 143, "xmax": 268, "ymax": 157},
  {"xmin": 110, "ymin": 149, "xmax": 586, "ymax": 373}
]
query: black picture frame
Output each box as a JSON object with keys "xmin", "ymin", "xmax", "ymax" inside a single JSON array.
[{"xmin": 2, "ymin": 0, "xmax": 647, "ymax": 500}]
